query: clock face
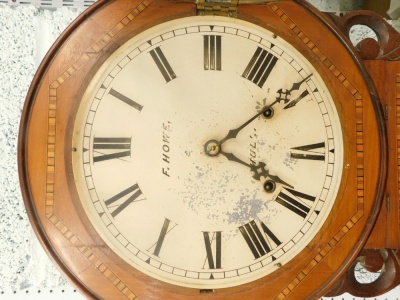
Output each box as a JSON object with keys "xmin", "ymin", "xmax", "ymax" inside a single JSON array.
[{"xmin": 72, "ymin": 16, "xmax": 343, "ymax": 289}]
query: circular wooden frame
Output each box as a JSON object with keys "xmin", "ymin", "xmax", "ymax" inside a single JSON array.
[{"xmin": 19, "ymin": 0, "xmax": 387, "ymax": 299}]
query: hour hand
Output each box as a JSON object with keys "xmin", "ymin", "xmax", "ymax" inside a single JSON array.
[
  {"xmin": 219, "ymin": 151, "xmax": 293, "ymax": 188},
  {"xmin": 250, "ymin": 161, "xmax": 293, "ymax": 188}
]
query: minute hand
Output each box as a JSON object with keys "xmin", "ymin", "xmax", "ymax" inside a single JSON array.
[
  {"xmin": 283, "ymin": 89, "xmax": 309, "ymax": 109},
  {"xmin": 218, "ymin": 106, "xmax": 269, "ymax": 145}
]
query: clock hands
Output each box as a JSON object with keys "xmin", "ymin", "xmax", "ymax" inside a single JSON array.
[
  {"xmin": 218, "ymin": 74, "xmax": 313, "ymax": 146},
  {"xmin": 272, "ymin": 73, "xmax": 313, "ymax": 107},
  {"xmin": 204, "ymin": 141, "xmax": 292, "ymax": 192},
  {"xmin": 205, "ymin": 75, "xmax": 311, "ymax": 191}
]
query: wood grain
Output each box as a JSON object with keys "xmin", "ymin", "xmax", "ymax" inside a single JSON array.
[{"xmin": 18, "ymin": 0, "xmax": 387, "ymax": 299}]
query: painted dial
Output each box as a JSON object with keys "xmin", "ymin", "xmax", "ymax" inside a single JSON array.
[{"xmin": 72, "ymin": 16, "xmax": 343, "ymax": 289}]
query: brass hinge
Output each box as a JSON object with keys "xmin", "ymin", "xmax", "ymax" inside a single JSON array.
[
  {"xmin": 196, "ymin": 0, "xmax": 279, "ymax": 17},
  {"xmin": 197, "ymin": 0, "xmax": 239, "ymax": 17}
]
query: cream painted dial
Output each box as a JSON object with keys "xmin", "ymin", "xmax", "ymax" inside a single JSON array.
[{"xmin": 72, "ymin": 16, "xmax": 343, "ymax": 289}]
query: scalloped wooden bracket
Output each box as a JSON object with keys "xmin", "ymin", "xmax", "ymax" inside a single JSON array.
[
  {"xmin": 331, "ymin": 10, "xmax": 400, "ymax": 60},
  {"xmin": 326, "ymin": 249, "xmax": 400, "ymax": 297}
]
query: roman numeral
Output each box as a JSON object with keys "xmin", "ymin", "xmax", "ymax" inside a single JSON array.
[
  {"xmin": 104, "ymin": 183, "xmax": 144, "ymax": 218},
  {"xmin": 291, "ymin": 142, "xmax": 326, "ymax": 161},
  {"xmin": 109, "ymin": 88, "xmax": 143, "ymax": 111},
  {"xmin": 152, "ymin": 218, "xmax": 173, "ymax": 257},
  {"xmin": 276, "ymin": 188, "xmax": 315, "ymax": 219},
  {"xmin": 93, "ymin": 137, "xmax": 131, "ymax": 163},
  {"xmin": 243, "ymin": 47, "xmax": 278, "ymax": 88},
  {"xmin": 145, "ymin": 219, "xmax": 178, "ymax": 263},
  {"xmin": 149, "ymin": 47, "xmax": 177, "ymax": 83},
  {"xmin": 204, "ymin": 35, "xmax": 222, "ymax": 71},
  {"xmin": 203, "ymin": 231, "xmax": 222, "ymax": 269},
  {"xmin": 239, "ymin": 220, "xmax": 281, "ymax": 259}
]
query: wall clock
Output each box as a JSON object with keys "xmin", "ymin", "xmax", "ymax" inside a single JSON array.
[{"xmin": 19, "ymin": 0, "xmax": 398, "ymax": 298}]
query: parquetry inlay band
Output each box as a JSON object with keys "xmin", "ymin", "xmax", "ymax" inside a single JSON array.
[
  {"xmin": 268, "ymin": 3, "xmax": 365, "ymax": 299},
  {"xmin": 44, "ymin": 1, "xmax": 154, "ymax": 298}
]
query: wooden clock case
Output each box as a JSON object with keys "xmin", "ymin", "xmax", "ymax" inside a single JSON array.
[{"xmin": 18, "ymin": 0, "xmax": 400, "ymax": 298}]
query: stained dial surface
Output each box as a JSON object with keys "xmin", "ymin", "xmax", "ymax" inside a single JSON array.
[{"xmin": 72, "ymin": 16, "xmax": 343, "ymax": 288}]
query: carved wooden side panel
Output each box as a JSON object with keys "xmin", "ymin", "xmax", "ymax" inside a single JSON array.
[{"xmin": 326, "ymin": 10, "xmax": 400, "ymax": 297}]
